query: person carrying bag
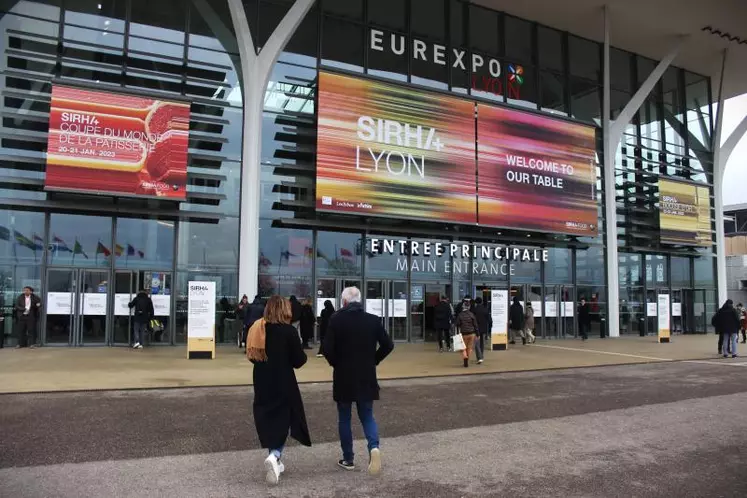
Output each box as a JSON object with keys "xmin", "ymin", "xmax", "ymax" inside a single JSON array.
[{"xmin": 455, "ymin": 299, "xmax": 479, "ymax": 368}]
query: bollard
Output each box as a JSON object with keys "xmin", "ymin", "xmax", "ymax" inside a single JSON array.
[
  {"xmin": 600, "ymin": 317, "xmax": 607, "ymax": 338},
  {"xmin": 639, "ymin": 317, "xmax": 645, "ymax": 337}
]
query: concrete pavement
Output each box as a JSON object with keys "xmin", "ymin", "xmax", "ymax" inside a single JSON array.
[
  {"xmin": 0, "ymin": 334, "xmax": 733, "ymax": 393},
  {"xmin": 1, "ymin": 360, "xmax": 747, "ymax": 497}
]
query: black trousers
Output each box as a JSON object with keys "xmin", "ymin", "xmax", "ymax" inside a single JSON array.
[
  {"xmin": 579, "ymin": 323, "xmax": 589, "ymax": 340},
  {"xmin": 741, "ymin": 329, "xmax": 746, "ymax": 343},
  {"xmin": 17, "ymin": 315, "xmax": 37, "ymax": 347},
  {"xmin": 438, "ymin": 328, "xmax": 451, "ymax": 349}
]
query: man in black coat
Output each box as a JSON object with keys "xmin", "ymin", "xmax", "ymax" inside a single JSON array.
[
  {"xmin": 128, "ymin": 289, "xmax": 154, "ymax": 349},
  {"xmin": 473, "ymin": 297, "xmax": 492, "ymax": 361},
  {"xmin": 241, "ymin": 295, "xmax": 265, "ymax": 348},
  {"xmin": 289, "ymin": 295, "xmax": 302, "ymax": 335},
  {"xmin": 713, "ymin": 299, "xmax": 740, "ymax": 358},
  {"xmin": 433, "ymin": 295, "xmax": 453, "ymax": 352},
  {"xmin": 324, "ymin": 286, "xmax": 394, "ymax": 475},
  {"xmin": 578, "ymin": 298, "xmax": 591, "ymax": 341},
  {"xmin": 14, "ymin": 286, "xmax": 41, "ymax": 348},
  {"xmin": 508, "ymin": 296, "xmax": 525, "ymax": 345}
]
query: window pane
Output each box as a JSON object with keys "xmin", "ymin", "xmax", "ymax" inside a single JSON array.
[
  {"xmin": 368, "ymin": 0, "xmax": 405, "ymax": 31},
  {"xmin": 323, "ymin": 0, "xmax": 362, "ymax": 20},
  {"xmin": 280, "ymin": 8, "xmax": 318, "ymax": 67},
  {"xmin": 504, "ymin": 16, "xmax": 532, "ymax": 64},
  {"xmin": 450, "ymin": 0, "xmax": 464, "ymax": 46},
  {"xmin": 189, "ymin": 0, "xmax": 238, "ymax": 51},
  {"xmin": 576, "ymin": 246, "xmax": 605, "ymax": 285},
  {"xmin": 368, "ymin": 28, "xmax": 407, "ymax": 81},
  {"xmin": 412, "ymin": 0, "xmax": 445, "ymax": 41},
  {"xmin": 569, "ymin": 35, "xmax": 600, "ymax": 82},
  {"xmin": 322, "ymin": 17, "xmax": 363, "ymax": 72},
  {"xmin": 540, "ymin": 70, "xmax": 567, "ymax": 115},
  {"xmin": 671, "ymin": 256, "xmax": 691, "ymax": 287},
  {"xmin": 48, "ymin": 214, "xmax": 113, "ymax": 267},
  {"xmin": 0, "ymin": 210, "xmax": 45, "ymax": 265},
  {"xmin": 645, "ymin": 254, "xmax": 667, "ymax": 286},
  {"xmin": 470, "ymin": 51, "xmax": 503, "ymax": 102},
  {"xmin": 131, "ymin": 0, "xmax": 186, "ymax": 41},
  {"xmin": 694, "ymin": 252, "xmax": 715, "ymax": 288},
  {"xmin": 64, "ymin": 0, "xmax": 126, "ymax": 33},
  {"xmin": 570, "ymin": 78, "xmax": 601, "ymax": 124},
  {"xmin": 257, "ymin": 224, "xmax": 312, "ymax": 297},
  {"xmin": 177, "ymin": 218, "xmax": 239, "ymax": 270},
  {"xmin": 611, "ymin": 47, "xmax": 632, "ymax": 92},
  {"xmin": 316, "ymin": 231, "xmax": 363, "ymax": 277},
  {"xmin": 469, "ymin": 5, "xmax": 498, "ymax": 54},
  {"xmin": 450, "ymin": 47, "xmax": 469, "ymax": 94},
  {"xmin": 115, "ymin": 218, "xmax": 174, "ymax": 269},
  {"xmin": 538, "ymin": 26, "xmax": 562, "ymax": 71}
]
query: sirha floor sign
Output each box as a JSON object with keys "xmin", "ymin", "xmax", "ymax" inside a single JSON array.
[{"xmin": 187, "ymin": 281, "xmax": 216, "ymax": 359}]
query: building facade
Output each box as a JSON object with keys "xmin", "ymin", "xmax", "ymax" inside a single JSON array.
[{"xmin": 1, "ymin": 0, "xmax": 738, "ymax": 347}]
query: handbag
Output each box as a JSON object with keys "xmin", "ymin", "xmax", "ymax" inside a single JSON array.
[{"xmin": 452, "ymin": 331, "xmax": 466, "ymax": 352}]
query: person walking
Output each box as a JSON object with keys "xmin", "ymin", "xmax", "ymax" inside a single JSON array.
[
  {"xmin": 299, "ymin": 298, "xmax": 315, "ymax": 350},
  {"xmin": 738, "ymin": 303, "xmax": 747, "ymax": 344},
  {"xmin": 508, "ymin": 296, "xmax": 525, "ymax": 345},
  {"xmin": 241, "ymin": 295, "xmax": 265, "ymax": 348},
  {"xmin": 578, "ymin": 298, "xmax": 591, "ymax": 341},
  {"xmin": 712, "ymin": 299, "xmax": 740, "ymax": 359},
  {"xmin": 247, "ymin": 295, "xmax": 311, "ymax": 485},
  {"xmin": 128, "ymin": 289, "xmax": 154, "ymax": 349},
  {"xmin": 472, "ymin": 297, "xmax": 491, "ymax": 363},
  {"xmin": 317, "ymin": 300, "xmax": 335, "ymax": 358},
  {"xmin": 236, "ymin": 295, "xmax": 249, "ymax": 347},
  {"xmin": 323, "ymin": 286, "xmax": 394, "ymax": 475},
  {"xmin": 524, "ymin": 302, "xmax": 536, "ymax": 344},
  {"xmin": 289, "ymin": 295, "xmax": 302, "ymax": 337},
  {"xmin": 455, "ymin": 298, "xmax": 479, "ymax": 367},
  {"xmin": 434, "ymin": 295, "xmax": 453, "ymax": 352},
  {"xmin": 14, "ymin": 286, "xmax": 41, "ymax": 348}
]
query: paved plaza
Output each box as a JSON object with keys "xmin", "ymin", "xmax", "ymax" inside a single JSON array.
[
  {"xmin": 1, "ymin": 358, "xmax": 747, "ymax": 497},
  {"xmin": 0, "ymin": 335, "xmax": 731, "ymax": 393}
]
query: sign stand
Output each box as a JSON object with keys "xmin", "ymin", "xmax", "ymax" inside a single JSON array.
[
  {"xmin": 490, "ymin": 289, "xmax": 509, "ymax": 350},
  {"xmin": 657, "ymin": 294, "xmax": 671, "ymax": 343},
  {"xmin": 187, "ymin": 281, "xmax": 216, "ymax": 359}
]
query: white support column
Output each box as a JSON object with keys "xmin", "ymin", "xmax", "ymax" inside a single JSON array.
[
  {"xmin": 227, "ymin": 0, "xmax": 316, "ymax": 299},
  {"xmin": 602, "ymin": 5, "xmax": 619, "ymax": 337},
  {"xmin": 602, "ymin": 7, "xmax": 687, "ymax": 337},
  {"xmin": 713, "ymin": 49, "xmax": 747, "ymax": 305}
]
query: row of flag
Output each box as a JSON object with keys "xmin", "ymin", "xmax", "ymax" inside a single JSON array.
[{"xmin": 0, "ymin": 226, "xmax": 145, "ymax": 259}]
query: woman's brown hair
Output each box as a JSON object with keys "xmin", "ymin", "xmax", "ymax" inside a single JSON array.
[{"xmin": 263, "ymin": 295, "xmax": 292, "ymax": 324}]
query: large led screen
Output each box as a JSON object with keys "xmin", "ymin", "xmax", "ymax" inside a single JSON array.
[
  {"xmin": 659, "ymin": 178, "xmax": 711, "ymax": 246},
  {"xmin": 477, "ymin": 105, "xmax": 598, "ymax": 236},
  {"xmin": 45, "ymin": 85, "xmax": 190, "ymax": 199},
  {"xmin": 316, "ymin": 71, "xmax": 477, "ymax": 224}
]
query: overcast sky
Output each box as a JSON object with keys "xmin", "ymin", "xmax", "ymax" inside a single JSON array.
[{"xmin": 721, "ymin": 94, "xmax": 747, "ymax": 207}]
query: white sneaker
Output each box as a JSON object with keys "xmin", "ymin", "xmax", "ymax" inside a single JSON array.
[
  {"xmin": 136, "ymin": 343, "xmax": 143, "ymax": 349},
  {"xmin": 264, "ymin": 454, "xmax": 280, "ymax": 485},
  {"xmin": 316, "ymin": 353, "xmax": 323, "ymax": 358},
  {"xmin": 132, "ymin": 342, "xmax": 141, "ymax": 349},
  {"xmin": 278, "ymin": 461, "xmax": 285, "ymax": 474},
  {"xmin": 478, "ymin": 359, "xmax": 484, "ymax": 364},
  {"xmin": 368, "ymin": 448, "xmax": 381, "ymax": 475}
]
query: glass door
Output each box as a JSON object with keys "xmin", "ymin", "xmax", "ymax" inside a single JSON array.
[
  {"xmin": 113, "ymin": 271, "xmax": 135, "ymax": 345},
  {"xmin": 143, "ymin": 271, "xmax": 172, "ymax": 344},
  {"xmin": 78, "ymin": 270, "xmax": 108, "ymax": 345},
  {"xmin": 45, "ymin": 269, "xmax": 76, "ymax": 345},
  {"xmin": 389, "ymin": 281, "xmax": 408, "ymax": 341},
  {"xmin": 410, "ymin": 283, "xmax": 425, "ymax": 341},
  {"xmin": 560, "ymin": 286, "xmax": 575, "ymax": 338},
  {"xmin": 671, "ymin": 289, "xmax": 683, "ymax": 334}
]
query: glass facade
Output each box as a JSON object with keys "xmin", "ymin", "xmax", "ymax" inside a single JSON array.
[{"xmin": 0, "ymin": 0, "xmax": 718, "ymax": 346}]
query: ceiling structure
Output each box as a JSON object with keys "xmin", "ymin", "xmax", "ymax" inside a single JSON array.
[{"xmin": 474, "ymin": 0, "xmax": 747, "ymax": 100}]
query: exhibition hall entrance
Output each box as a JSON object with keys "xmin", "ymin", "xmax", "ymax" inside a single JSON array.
[
  {"xmin": 365, "ymin": 280, "xmax": 408, "ymax": 341},
  {"xmin": 44, "ymin": 268, "xmax": 172, "ymax": 346},
  {"xmin": 411, "ymin": 283, "xmax": 451, "ymax": 343},
  {"xmin": 316, "ymin": 278, "xmax": 361, "ymax": 313}
]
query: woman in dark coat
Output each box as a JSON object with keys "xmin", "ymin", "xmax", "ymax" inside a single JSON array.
[
  {"xmin": 299, "ymin": 298, "xmax": 315, "ymax": 350},
  {"xmin": 317, "ymin": 300, "xmax": 335, "ymax": 358},
  {"xmin": 247, "ymin": 295, "xmax": 310, "ymax": 485}
]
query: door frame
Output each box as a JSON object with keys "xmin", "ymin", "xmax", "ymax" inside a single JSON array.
[{"xmin": 363, "ymin": 278, "xmax": 409, "ymax": 341}]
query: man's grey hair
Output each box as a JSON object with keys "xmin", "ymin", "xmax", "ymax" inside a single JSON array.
[{"xmin": 341, "ymin": 286, "xmax": 362, "ymax": 305}]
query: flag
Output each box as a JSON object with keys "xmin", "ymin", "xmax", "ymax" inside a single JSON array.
[
  {"xmin": 96, "ymin": 241, "xmax": 111, "ymax": 257},
  {"xmin": 304, "ymin": 246, "xmax": 314, "ymax": 258},
  {"xmin": 14, "ymin": 230, "xmax": 42, "ymax": 251},
  {"xmin": 137, "ymin": 250, "xmax": 144, "ymax": 258},
  {"xmin": 52, "ymin": 235, "xmax": 72, "ymax": 253},
  {"xmin": 127, "ymin": 244, "xmax": 136, "ymax": 256},
  {"xmin": 0, "ymin": 225, "xmax": 9, "ymax": 241},
  {"xmin": 73, "ymin": 239, "xmax": 88, "ymax": 259},
  {"xmin": 114, "ymin": 244, "xmax": 124, "ymax": 256},
  {"xmin": 280, "ymin": 250, "xmax": 296, "ymax": 261},
  {"xmin": 259, "ymin": 252, "xmax": 272, "ymax": 267},
  {"xmin": 316, "ymin": 249, "xmax": 329, "ymax": 261},
  {"xmin": 33, "ymin": 233, "xmax": 44, "ymax": 244},
  {"xmin": 340, "ymin": 248, "xmax": 354, "ymax": 261}
]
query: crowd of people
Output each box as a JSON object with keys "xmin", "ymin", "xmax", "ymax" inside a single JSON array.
[
  {"xmin": 244, "ymin": 287, "xmax": 394, "ymax": 485},
  {"xmin": 712, "ymin": 299, "xmax": 744, "ymax": 358}
]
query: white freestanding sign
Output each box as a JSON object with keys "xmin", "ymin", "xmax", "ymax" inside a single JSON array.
[
  {"xmin": 490, "ymin": 289, "xmax": 509, "ymax": 350},
  {"xmin": 187, "ymin": 281, "xmax": 216, "ymax": 358},
  {"xmin": 657, "ymin": 294, "xmax": 671, "ymax": 343}
]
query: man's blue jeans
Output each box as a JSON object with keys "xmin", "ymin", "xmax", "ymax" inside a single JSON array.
[
  {"xmin": 724, "ymin": 332, "xmax": 738, "ymax": 356},
  {"xmin": 337, "ymin": 401, "xmax": 379, "ymax": 463}
]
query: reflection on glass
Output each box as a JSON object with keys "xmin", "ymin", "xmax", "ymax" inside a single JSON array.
[
  {"xmin": 115, "ymin": 218, "xmax": 174, "ymax": 270},
  {"xmin": 48, "ymin": 214, "xmax": 113, "ymax": 267}
]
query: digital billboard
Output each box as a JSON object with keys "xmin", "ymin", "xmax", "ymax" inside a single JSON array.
[
  {"xmin": 45, "ymin": 85, "xmax": 190, "ymax": 199},
  {"xmin": 477, "ymin": 104, "xmax": 598, "ymax": 236},
  {"xmin": 315, "ymin": 71, "xmax": 477, "ymax": 224},
  {"xmin": 659, "ymin": 178, "xmax": 711, "ymax": 246}
]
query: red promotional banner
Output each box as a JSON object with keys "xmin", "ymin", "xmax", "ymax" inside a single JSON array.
[
  {"xmin": 477, "ymin": 104, "xmax": 598, "ymax": 236},
  {"xmin": 45, "ymin": 85, "xmax": 190, "ymax": 199}
]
